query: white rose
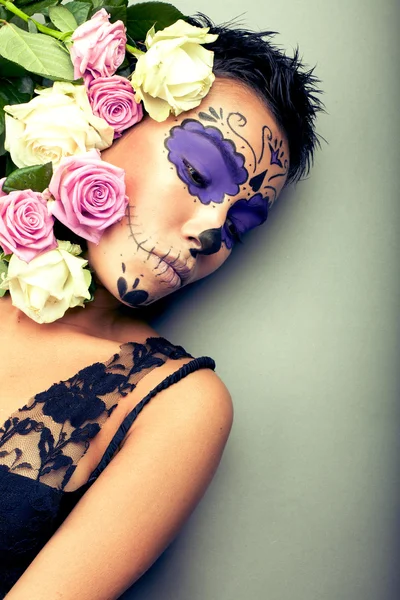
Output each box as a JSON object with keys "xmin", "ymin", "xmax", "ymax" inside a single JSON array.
[
  {"xmin": 0, "ymin": 240, "xmax": 92, "ymax": 324},
  {"xmin": 4, "ymin": 82, "xmax": 114, "ymax": 169},
  {"xmin": 131, "ymin": 20, "xmax": 218, "ymax": 122}
]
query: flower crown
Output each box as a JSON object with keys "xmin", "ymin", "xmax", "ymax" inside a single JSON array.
[{"xmin": 0, "ymin": 0, "xmax": 218, "ymax": 324}]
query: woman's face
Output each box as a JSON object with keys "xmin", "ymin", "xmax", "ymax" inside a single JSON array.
[{"xmin": 88, "ymin": 78, "xmax": 289, "ymax": 307}]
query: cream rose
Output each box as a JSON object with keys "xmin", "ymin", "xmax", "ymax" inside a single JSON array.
[
  {"xmin": 130, "ymin": 20, "xmax": 218, "ymax": 122},
  {"xmin": 4, "ymin": 82, "xmax": 114, "ymax": 169},
  {"xmin": 0, "ymin": 240, "xmax": 92, "ymax": 324}
]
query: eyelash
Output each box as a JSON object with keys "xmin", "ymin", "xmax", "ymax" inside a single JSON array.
[
  {"xmin": 182, "ymin": 159, "xmax": 207, "ymax": 188},
  {"xmin": 225, "ymin": 218, "xmax": 243, "ymax": 244}
]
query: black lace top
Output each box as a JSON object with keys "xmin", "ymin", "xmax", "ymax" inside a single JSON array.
[{"xmin": 0, "ymin": 336, "xmax": 215, "ymax": 597}]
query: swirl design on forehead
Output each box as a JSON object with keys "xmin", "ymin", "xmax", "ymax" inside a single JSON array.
[
  {"xmin": 226, "ymin": 112, "xmax": 257, "ymax": 173},
  {"xmin": 165, "ymin": 119, "xmax": 248, "ymax": 205}
]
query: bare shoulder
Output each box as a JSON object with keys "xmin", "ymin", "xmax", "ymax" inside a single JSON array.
[{"xmin": 125, "ymin": 363, "xmax": 234, "ymax": 449}]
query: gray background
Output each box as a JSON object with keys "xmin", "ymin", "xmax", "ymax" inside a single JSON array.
[{"xmin": 122, "ymin": 1, "xmax": 400, "ymax": 599}]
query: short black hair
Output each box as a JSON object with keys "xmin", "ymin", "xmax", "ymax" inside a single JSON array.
[{"xmin": 188, "ymin": 14, "xmax": 324, "ymax": 185}]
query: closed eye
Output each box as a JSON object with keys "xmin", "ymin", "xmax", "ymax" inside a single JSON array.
[
  {"xmin": 182, "ymin": 159, "xmax": 208, "ymax": 188},
  {"xmin": 225, "ymin": 217, "xmax": 243, "ymax": 244}
]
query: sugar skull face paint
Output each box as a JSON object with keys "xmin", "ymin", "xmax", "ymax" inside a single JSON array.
[
  {"xmin": 89, "ymin": 78, "xmax": 290, "ymax": 309},
  {"xmin": 221, "ymin": 193, "xmax": 269, "ymax": 249},
  {"xmin": 165, "ymin": 119, "xmax": 248, "ymax": 205},
  {"xmin": 117, "ymin": 266, "xmax": 149, "ymax": 307}
]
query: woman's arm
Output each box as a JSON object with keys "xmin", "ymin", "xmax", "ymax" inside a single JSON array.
[{"xmin": 5, "ymin": 368, "xmax": 233, "ymax": 600}]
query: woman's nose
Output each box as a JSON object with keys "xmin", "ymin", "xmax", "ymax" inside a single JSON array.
[
  {"xmin": 182, "ymin": 203, "xmax": 227, "ymax": 256},
  {"xmin": 190, "ymin": 228, "xmax": 222, "ymax": 257}
]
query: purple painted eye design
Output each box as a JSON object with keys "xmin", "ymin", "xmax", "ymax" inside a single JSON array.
[
  {"xmin": 182, "ymin": 158, "xmax": 208, "ymax": 187},
  {"xmin": 165, "ymin": 119, "xmax": 248, "ymax": 205},
  {"xmin": 221, "ymin": 193, "xmax": 269, "ymax": 249}
]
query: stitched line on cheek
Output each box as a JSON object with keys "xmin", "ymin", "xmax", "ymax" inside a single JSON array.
[
  {"xmin": 126, "ymin": 204, "xmax": 155, "ymax": 257},
  {"xmin": 126, "ymin": 204, "xmax": 188, "ymax": 271}
]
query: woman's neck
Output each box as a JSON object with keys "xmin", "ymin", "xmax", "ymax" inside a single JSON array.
[{"xmin": 1, "ymin": 285, "xmax": 144, "ymax": 341}]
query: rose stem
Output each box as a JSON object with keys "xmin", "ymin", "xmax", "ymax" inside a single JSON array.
[{"xmin": 0, "ymin": 0, "xmax": 67, "ymax": 40}]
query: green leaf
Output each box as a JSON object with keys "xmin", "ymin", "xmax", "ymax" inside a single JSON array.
[
  {"xmin": 49, "ymin": 5, "xmax": 78, "ymax": 32},
  {"xmin": 0, "ymin": 76, "xmax": 34, "ymax": 107},
  {"xmin": 0, "ymin": 23, "xmax": 74, "ymax": 81},
  {"xmin": 13, "ymin": 0, "xmax": 53, "ymax": 7},
  {"xmin": 0, "ymin": 133, "xmax": 7, "ymax": 157},
  {"xmin": 0, "ymin": 6, "xmax": 12, "ymax": 21},
  {"xmin": 0, "ymin": 259, "xmax": 8, "ymax": 297},
  {"xmin": 10, "ymin": 15, "xmax": 29, "ymax": 32},
  {"xmin": 90, "ymin": 0, "xmax": 127, "ymax": 25},
  {"xmin": 126, "ymin": 2, "xmax": 185, "ymax": 43},
  {"xmin": 15, "ymin": 75, "xmax": 35, "ymax": 97},
  {"xmin": 0, "ymin": 251, "xmax": 12, "ymax": 262},
  {"xmin": 3, "ymin": 162, "xmax": 53, "ymax": 193},
  {"xmin": 0, "ymin": 76, "xmax": 34, "ymax": 138},
  {"xmin": 28, "ymin": 19, "xmax": 38, "ymax": 34},
  {"xmin": 64, "ymin": 1, "xmax": 91, "ymax": 26},
  {"xmin": 24, "ymin": 0, "xmax": 60, "ymax": 17},
  {"xmin": 0, "ymin": 55, "xmax": 28, "ymax": 78},
  {"xmin": 92, "ymin": 0, "xmax": 127, "ymax": 7},
  {"xmin": 115, "ymin": 57, "xmax": 131, "ymax": 78}
]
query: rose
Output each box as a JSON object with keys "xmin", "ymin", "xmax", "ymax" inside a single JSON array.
[
  {"xmin": 0, "ymin": 240, "xmax": 92, "ymax": 324},
  {"xmin": 0, "ymin": 189, "xmax": 57, "ymax": 262},
  {"xmin": 4, "ymin": 82, "xmax": 114, "ymax": 169},
  {"xmin": 87, "ymin": 76, "xmax": 143, "ymax": 137},
  {"xmin": 48, "ymin": 149, "xmax": 128, "ymax": 243},
  {"xmin": 71, "ymin": 9, "xmax": 127, "ymax": 79},
  {"xmin": 131, "ymin": 20, "xmax": 218, "ymax": 122},
  {"xmin": 0, "ymin": 178, "xmax": 6, "ymax": 198}
]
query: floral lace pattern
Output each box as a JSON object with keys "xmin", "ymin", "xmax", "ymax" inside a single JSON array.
[
  {"xmin": 0, "ymin": 337, "xmax": 191, "ymax": 491},
  {"xmin": 0, "ymin": 337, "xmax": 199, "ymax": 597}
]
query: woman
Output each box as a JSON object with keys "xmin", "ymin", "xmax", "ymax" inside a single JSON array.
[{"xmin": 0, "ymin": 5, "xmax": 322, "ymax": 598}]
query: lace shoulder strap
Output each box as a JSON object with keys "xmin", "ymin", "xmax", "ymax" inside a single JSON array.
[
  {"xmin": 0, "ymin": 337, "xmax": 191, "ymax": 491},
  {"xmin": 55, "ymin": 356, "xmax": 216, "ymax": 524},
  {"xmin": 88, "ymin": 356, "xmax": 216, "ymax": 483}
]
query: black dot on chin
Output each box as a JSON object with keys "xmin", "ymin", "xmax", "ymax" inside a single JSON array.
[
  {"xmin": 123, "ymin": 289, "xmax": 149, "ymax": 307},
  {"xmin": 117, "ymin": 277, "xmax": 128, "ymax": 298}
]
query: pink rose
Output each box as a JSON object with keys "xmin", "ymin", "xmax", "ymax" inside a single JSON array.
[
  {"xmin": 71, "ymin": 9, "xmax": 127, "ymax": 79},
  {"xmin": 0, "ymin": 189, "xmax": 56, "ymax": 262},
  {"xmin": 48, "ymin": 149, "xmax": 128, "ymax": 243},
  {"xmin": 87, "ymin": 76, "xmax": 143, "ymax": 138},
  {"xmin": 0, "ymin": 178, "xmax": 6, "ymax": 197}
]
